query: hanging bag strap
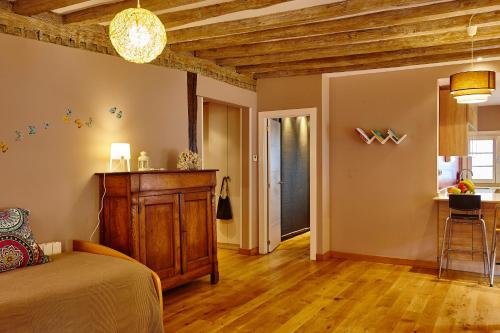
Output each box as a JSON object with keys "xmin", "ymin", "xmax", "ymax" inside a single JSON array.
[{"xmin": 219, "ymin": 177, "xmax": 230, "ymax": 199}]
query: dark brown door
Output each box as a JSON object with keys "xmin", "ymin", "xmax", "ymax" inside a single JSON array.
[
  {"xmin": 180, "ymin": 191, "xmax": 213, "ymax": 274},
  {"xmin": 139, "ymin": 194, "xmax": 181, "ymax": 280}
]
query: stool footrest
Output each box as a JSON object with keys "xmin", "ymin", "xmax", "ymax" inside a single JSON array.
[{"xmin": 445, "ymin": 249, "xmax": 487, "ymax": 254}]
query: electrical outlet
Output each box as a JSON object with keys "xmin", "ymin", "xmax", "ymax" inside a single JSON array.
[
  {"xmin": 53, "ymin": 242, "xmax": 62, "ymax": 255},
  {"xmin": 40, "ymin": 242, "xmax": 62, "ymax": 256}
]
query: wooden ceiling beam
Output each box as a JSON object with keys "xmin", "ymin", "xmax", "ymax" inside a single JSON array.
[
  {"xmin": 0, "ymin": 7, "xmax": 255, "ymax": 90},
  {"xmin": 62, "ymin": 0, "xmax": 204, "ymax": 25},
  {"xmin": 217, "ymin": 25, "xmax": 500, "ymax": 67},
  {"xmin": 167, "ymin": 0, "xmax": 445, "ymax": 43},
  {"xmin": 254, "ymin": 47, "xmax": 500, "ymax": 78},
  {"xmin": 160, "ymin": 0, "xmax": 293, "ymax": 29},
  {"xmin": 237, "ymin": 39, "xmax": 500, "ymax": 74},
  {"xmin": 197, "ymin": 11, "xmax": 500, "ymax": 59},
  {"xmin": 12, "ymin": 0, "xmax": 84, "ymax": 16},
  {"xmin": 171, "ymin": 0, "xmax": 500, "ymax": 52}
]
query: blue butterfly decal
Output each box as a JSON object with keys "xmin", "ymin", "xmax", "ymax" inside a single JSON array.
[
  {"xmin": 28, "ymin": 126, "xmax": 37, "ymax": 135},
  {"xmin": 109, "ymin": 107, "xmax": 123, "ymax": 119}
]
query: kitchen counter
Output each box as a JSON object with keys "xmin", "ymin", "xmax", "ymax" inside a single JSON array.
[
  {"xmin": 433, "ymin": 192, "xmax": 500, "ymax": 203},
  {"xmin": 434, "ymin": 192, "xmax": 500, "ymax": 275}
]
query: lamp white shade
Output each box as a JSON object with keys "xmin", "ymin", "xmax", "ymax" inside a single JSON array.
[
  {"xmin": 109, "ymin": 143, "xmax": 131, "ymax": 172},
  {"xmin": 110, "ymin": 143, "xmax": 131, "ymax": 159}
]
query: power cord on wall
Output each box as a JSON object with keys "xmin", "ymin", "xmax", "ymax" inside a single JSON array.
[{"xmin": 90, "ymin": 172, "xmax": 106, "ymax": 241}]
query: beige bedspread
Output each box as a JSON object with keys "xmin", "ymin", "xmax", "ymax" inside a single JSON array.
[{"xmin": 0, "ymin": 251, "xmax": 163, "ymax": 333}]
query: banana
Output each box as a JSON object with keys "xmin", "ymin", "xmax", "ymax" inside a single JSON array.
[{"xmin": 461, "ymin": 179, "xmax": 475, "ymax": 192}]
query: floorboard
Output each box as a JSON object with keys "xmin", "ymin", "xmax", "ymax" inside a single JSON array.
[{"xmin": 163, "ymin": 233, "xmax": 500, "ymax": 332}]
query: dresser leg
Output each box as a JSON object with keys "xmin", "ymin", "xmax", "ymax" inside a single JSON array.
[{"xmin": 211, "ymin": 271, "xmax": 219, "ymax": 284}]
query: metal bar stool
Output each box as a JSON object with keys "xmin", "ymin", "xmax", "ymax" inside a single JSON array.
[
  {"xmin": 439, "ymin": 194, "xmax": 490, "ymax": 279},
  {"xmin": 490, "ymin": 205, "xmax": 499, "ymax": 287}
]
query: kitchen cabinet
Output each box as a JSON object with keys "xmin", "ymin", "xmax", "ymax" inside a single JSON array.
[
  {"xmin": 439, "ymin": 88, "xmax": 477, "ymax": 157},
  {"xmin": 96, "ymin": 170, "xmax": 219, "ymax": 290}
]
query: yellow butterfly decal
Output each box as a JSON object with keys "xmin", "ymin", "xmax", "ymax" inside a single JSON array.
[{"xmin": 0, "ymin": 142, "xmax": 8, "ymax": 153}]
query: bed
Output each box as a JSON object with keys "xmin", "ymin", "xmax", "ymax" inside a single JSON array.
[{"xmin": 0, "ymin": 240, "xmax": 164, "ymax": 333}]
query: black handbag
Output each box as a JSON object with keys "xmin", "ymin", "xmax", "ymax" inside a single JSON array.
[{"xmin": 216, "ymin": 176, "xmax": 233, "ymax": 220}]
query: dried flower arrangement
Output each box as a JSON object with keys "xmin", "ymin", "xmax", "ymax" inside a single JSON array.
[{"xmin": 177, "ymin": 149, "xmax": 201, "ymax": 170}]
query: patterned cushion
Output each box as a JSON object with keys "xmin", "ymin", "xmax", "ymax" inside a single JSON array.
[{"xmin": 0, "ymin": 208, "xmax": 49, "ymax": 273}]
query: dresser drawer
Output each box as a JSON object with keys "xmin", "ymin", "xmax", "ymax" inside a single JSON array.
[{"xmin": 139, "ymin": 172, "xmax": 216, "ymax": 192}]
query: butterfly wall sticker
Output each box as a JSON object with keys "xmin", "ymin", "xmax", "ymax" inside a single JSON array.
[
  {"xmin": 74, "ymin": 119, "xmax": 83, "ymax": 128},
  {"xmin": 0, "ymin": 142, "xmax": 8, "ymax": 153},
  {"xmin": 109, "ymin": 106, "xmax": 123, "ymax": 119},
  {"xmin": 63, "ymin": 108, "xmax": 73, "ymax": 122},
  {"xmin": 15, "ymin": 130, "xmax": 24, "ymax": 141},
  {"xmin": 43, "ymin": 122, "xmax": 50, "ymax": 130},
  {"xmin": 85, "ymin": 117, "xmax": 93, "ymax": 128},
  {"xmin": 28, "ymin": 126, "xmax": 37, "ymax": 135}
]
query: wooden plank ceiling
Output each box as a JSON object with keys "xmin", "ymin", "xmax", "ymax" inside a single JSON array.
[{"xmin": 7, "ymin": 0, "xmax": 500, "ymax": 79}]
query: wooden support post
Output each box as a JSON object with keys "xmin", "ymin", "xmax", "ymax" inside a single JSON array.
[{"xmin": 187, "ymin": 72, "xmax": 198, "ymax": 153}]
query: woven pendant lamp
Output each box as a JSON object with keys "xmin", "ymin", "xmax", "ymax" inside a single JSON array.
[{"xmin": 109, "ymin": 0, "xmax": 167, "ymax": 64}]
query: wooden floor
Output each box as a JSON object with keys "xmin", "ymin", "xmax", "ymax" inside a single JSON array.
[{"xmin": 163, "ymin": 233, "xmax": 500, "ymax": 332}]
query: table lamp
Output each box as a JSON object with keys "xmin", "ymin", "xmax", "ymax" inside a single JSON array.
[{"xmin": 109, "ymin": 143, "xmax": 131, "ymax": 172}]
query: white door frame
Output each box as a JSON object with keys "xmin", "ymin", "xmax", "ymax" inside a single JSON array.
[{"xmin": 258, "ymin": 108, "xmax": 317, "ymax": 260}]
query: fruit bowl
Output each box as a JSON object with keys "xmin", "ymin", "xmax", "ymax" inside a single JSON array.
[{"xmin": 447, "ymin": 179, "xmax": 475, "ymax": 195}]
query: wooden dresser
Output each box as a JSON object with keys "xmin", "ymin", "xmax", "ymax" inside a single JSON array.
[{"xmin": 96, "ymin": 170, "xmax": 219, "ymax": 290}]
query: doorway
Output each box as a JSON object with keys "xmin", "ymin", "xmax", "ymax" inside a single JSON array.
[
  {"xmin": 202, "ymin": 100, "xmax": 242, "ymax": 249},
  {"xmin": 258, "ymin": 108, "xmax": 317, "ymax": 260},
  {"xmin": 267, "ymin": 117, "xmax": 311, "ymax": 252}
]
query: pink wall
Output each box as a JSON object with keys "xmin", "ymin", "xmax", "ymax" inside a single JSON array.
[
  {"xmin": 329, "ymin": 60, "xmax": 500, "ymax": 261},
  {"xmin": 478, "ymin": 105, "xmax": 500, "ymax": 131},
  {"xmin": 257, "ymin": 75, "xmax": 329, "ymax": 253},
  {"xmin": 0, "ymin": 33, "xmax": 256, "ymax": 249}
]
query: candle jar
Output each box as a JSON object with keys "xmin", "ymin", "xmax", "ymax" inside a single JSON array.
[{"xmin": 138, "ymin": 151, "xmax": 150, "ymax": 171}]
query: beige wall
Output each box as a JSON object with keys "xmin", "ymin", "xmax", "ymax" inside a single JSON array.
[
  {"xmin": 478, "ymin": 105, "xmax": 500, "ymax": 131},
  {"xmin": 203, "ymin": 101, "xmax": 241, "ymax": 246},
  {"xmin": 257, "ymin": 75, "xmax": 329, "ymax": 254},
  {"xmin": 329, "ymin": 60, "xmax": 500, "ymax": 261},
  {"xmin": 0, "ymin": 33, "xmax": 256, "ymax": 249}
]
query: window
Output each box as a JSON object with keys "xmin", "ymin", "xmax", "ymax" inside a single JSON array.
[{"xmin": 469, "ymin": 135, "xmax": 497, "ymax": 183}]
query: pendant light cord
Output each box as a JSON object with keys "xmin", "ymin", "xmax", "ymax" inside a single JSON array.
[{"xmin": 469, "ymin": 14, "xmax": 476, "ymax": 69}]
